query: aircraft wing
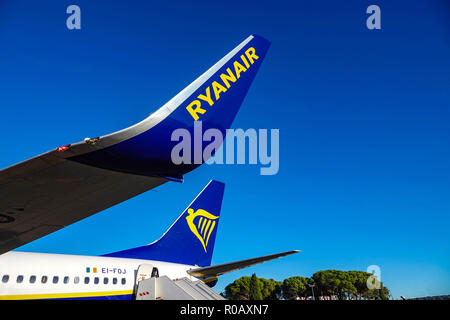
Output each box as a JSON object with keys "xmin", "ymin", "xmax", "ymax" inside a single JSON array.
[
  {"xmin": 0, "ymin": 34, "xmax": 271, "ymax": 255},
  {"xmin": 187, "ymin": 250, "xmax": 300, "ymax": 278}
]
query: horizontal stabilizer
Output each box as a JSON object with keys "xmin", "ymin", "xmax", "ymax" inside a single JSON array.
[{"xmin": 187, "ymin": 250, "xmax": 300, "ymax": 278}]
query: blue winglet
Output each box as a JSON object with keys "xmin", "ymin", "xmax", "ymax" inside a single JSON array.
[{"xmin": 68, "ymin": 35, "xmax": 271, "ymax": 178}]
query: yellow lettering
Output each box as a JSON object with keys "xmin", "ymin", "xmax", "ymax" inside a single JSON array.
[
  {"xmin": 212, "ymin": 81, "xmax": 227, "ymax": 100},
  {"xmin": 197, "ymin": 86, "xmax": 214, "ymax": 106},
  {"xmin": 219, "ymin": 68, "xmax": 237, "ymax": 89},
  {"xmin": 233, "ymin": 61, "xmax": 247, "ymax": 79},
  {"xmin": 186, "ymin": 100, "xmax": 206, "ymax": 121},
  {"xmin": 245, "ymin": 47, "xmax": 259, "ymax": 64},
  {"xmin": 185, "ymin": 49, "xmax": 260, "ymax": 119},
  {"xmin": 240, "ymin": 55, "xmax": 250, "ymax": 68}
]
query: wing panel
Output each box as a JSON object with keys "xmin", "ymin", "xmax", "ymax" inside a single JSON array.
[{"xmin": 0, "ymin": 156, "xmax": 166, "ymax": 255}]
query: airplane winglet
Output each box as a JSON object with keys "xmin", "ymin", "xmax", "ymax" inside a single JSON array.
[
  {"xmin": 0, "ymin": 35, "xmax": 270, "ymax": 255},
  {"xmin": 65, "ymin": 34, "xmax": 271, "ymax": 177}
]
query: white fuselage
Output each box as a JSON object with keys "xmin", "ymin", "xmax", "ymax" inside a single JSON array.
[{"xmin": 0, "ymin": 251, "xmax": 197, "ymax": 300}]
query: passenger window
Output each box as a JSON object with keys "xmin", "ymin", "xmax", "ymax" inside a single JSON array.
[
  {"xmin": 30, "ymin": 276, "xmax": 36, "ymax": 283},
  {"xmin": 84, "ymin": 277, "xmax": 90, "ymax": 284},
  {"xmin": 41, "ymin": 276, "xmax": 48, "ymax": 284},
  {"xmin": 64, "ymin": 276, "xmax": 69, "ymax": 284},
  {"xmin": 103, "ymin": 277, "xmax": 108, "ymax": 285},
  {"xmin": 113, "ymin": 278, "xmax": 117, "ymax": 285},
  {"xmin": 74, "ymin": 277, "xmax": 80, "ymax": 284},
  {"xmin": 94, "ymin": 277, "xmax": 99, "ymax": 284},
  {"xmin": 17, "ymin": 275, "xmax": 24, "ymax": 283},
  {"xmin": 2, "ymin": 275, "xmax": 9, "ymax": 283},
  {"xmin": 121, "ymin": 278, "xmax": 126, "ymax": 285},
  {"xmin": 53, "ymin": 276, "xmax": 59, "ymax": 284}
]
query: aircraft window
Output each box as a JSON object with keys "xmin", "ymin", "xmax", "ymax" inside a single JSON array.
[
  {"xmin": 30, "ymin": 276, "xmax": 36, "ymax": 283},
  {"xmin": 17, "ymin": 275, "xmax": 24, "ymax": 283},
  {"xmin": 74, "ymin": 277, "xmax": 80, "ymax": 284},
  {"xmin": 94, "ymin": 277, "xmax": 99, "ymax": 284},
  {"xmin": 121, "ymin": 278, "xmax": 126, "ymax": 285},
  {"xmin": 112, "ymin": 278, "xmax": 117, "ymax": 285},
  {"xmin": 2, "ymin": 275, "xmax": 9, "ymax": 283},
  {"xmin": 64, "ymin": 276, "xmax": 70, "ymax": 284},
  {"xmin": 41, "ymin": 276, "xmax": 48, "ymax": 284},
  {"xmin": 53, "ymin": 276, "xmax": 59, "ymax": 284},
  {"xmin": 151, "ymin": 267, "xmax": 159, "ymax": 278},
  {"xmin": 103, "ymin": 277, "xmax": 108, "ymax": 285},
  {"xmin": 84, "ymin": 277, "xmax": 90, "ymax": 284}
]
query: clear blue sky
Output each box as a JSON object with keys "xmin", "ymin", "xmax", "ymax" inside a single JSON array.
[{"xmin": 1, "ymin": 0, "xmax": 449, "ymax": 299}]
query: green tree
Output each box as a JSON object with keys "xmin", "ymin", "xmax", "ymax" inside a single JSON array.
[
  {"xmin": 259, "ymin": 278, "xmax": 283, "ymax": 300},
  {"xmin": 224, "ymin": 275, "xmax": 282, "ymax": 300},
  {"xmin": 348, "ymin": 271, "xmax": 370, "ymax": 299},
  {"xmin": 378, "ymin": 284, "xmax": 391, "ymax": 300},
  {"xmin": 312, "ymin": 270, "xmax": 358, "ymax": 299},
  {"xmin": 312, "ymin": 270, "xmax": 339, "ymax": 297},
  {"xmin": 249, "ymin": 273, "xmax": 263, "ymax": 300},
  {"xmin": 224, "ymin": 276, "xmax": 251, "ymax": 300},
  {"xmin": 282, "ymin": 276, "xmax": 309, "ymax": 300},
  {"xmin": 223, "ymin": 270, "xmax": 391, "ymax": 300}
]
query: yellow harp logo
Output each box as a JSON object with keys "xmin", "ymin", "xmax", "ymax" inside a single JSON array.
[{"xmin": 186, "ymin": 208, "xmax": 219, "ymax": 253}]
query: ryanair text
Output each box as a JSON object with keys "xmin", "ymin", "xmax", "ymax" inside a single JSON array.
[{"xmin": 185, "ymin": 47, "xmax": 259, "ymax": 121}]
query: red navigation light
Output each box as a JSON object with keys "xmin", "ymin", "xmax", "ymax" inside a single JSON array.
[{"xmin": 57, "ymin": 145, "xmax": 71, "ymax": 152}]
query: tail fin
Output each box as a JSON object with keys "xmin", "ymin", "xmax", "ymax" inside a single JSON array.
[
  {"xmin": 68, "ymin": 35, "xmax": 271, "ymax": 178},
  {"xmin": 103, "ymin": 180, "xmax": 225, "ymax": 267}
]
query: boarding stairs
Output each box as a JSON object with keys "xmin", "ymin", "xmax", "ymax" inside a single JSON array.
[
  {"xmin": 134, "ymin": 264, "xmax": 225, "ymax": 300},
  {"xmin": 135, "ymin": 276, "xmax": 225, "ymax": 300}
]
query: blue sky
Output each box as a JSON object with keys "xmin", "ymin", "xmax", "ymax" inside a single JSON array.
[{"xmin": 1, "ymin": 0, "xmax": 449, "ymax": 299}]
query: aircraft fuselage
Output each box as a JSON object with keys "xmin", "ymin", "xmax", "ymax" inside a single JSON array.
[{"xmin": 0, "ymin": 251, "xmax": 198, "ymax": 300}]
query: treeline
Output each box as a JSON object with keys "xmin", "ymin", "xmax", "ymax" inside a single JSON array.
[{"xmin": 222, "ymin": 270, "xmax": 391, "ymax": 300}]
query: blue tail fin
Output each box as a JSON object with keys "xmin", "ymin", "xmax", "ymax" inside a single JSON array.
[{"xmin": 103, "ymin": 180, "xmax": 225, "ymax": 267}]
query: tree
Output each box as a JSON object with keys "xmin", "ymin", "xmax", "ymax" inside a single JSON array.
[
  {"xmin": 249, "ymin": 273, "xmax": 263, "ymax": 300},
  {"xmin": 311, "ymin": 270, "xmax": 339, "ymax": 297},
  {"xmin": 224, "ymin": 276, "xmax": 251, "ymax": 300},
  {"xmin": 348, "ymin": 271, "xmax": 370, "ymax": 299},
  {"xmin": 259, "ymin": 278, "xmax": 283, "ymax": 300},
  {"xmin": 312, "ymin": 270, "xmax": 362, "ymax": 300},
  {"xmin": 224, "ymin": 275, "xmax": 282, "ymax": 300},
  {"xmin": 223, "ymin": 270, "xmax": 391, "ymax": 300},
  {"xmin": 378, "ymin": 284, "xmax": 391, "ymax": 300},
  {"xmin": 282, "ymin": 276, "xmax": 309, "ymax": 300}
]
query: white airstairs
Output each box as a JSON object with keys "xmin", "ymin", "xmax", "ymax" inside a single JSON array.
[{"xmin": 135, "ymin": 276, "xmax": 226, "ymax": 300}]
